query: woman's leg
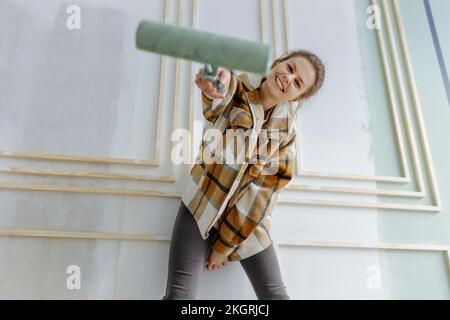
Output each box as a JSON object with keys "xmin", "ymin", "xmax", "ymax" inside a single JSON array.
[
  {"xmin": 239, "ymin": 242, "xmax": 290, "ymax": 300},
  {"xmin": 162, "ymin": 201, "xmax": 217, "ymax": 300}
]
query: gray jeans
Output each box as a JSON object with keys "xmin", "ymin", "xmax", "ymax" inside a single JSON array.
[{"xmin": 162, "ymin": 200, "xmax": 290, "ymax": 300}]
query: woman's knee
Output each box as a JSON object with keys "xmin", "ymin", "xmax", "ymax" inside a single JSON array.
[{"xmin": 240, "ymin": 243, "xmax": 290, "ymax": 300}]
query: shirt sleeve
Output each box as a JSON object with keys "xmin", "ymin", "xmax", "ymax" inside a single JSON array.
[
  {"xmin": 211, "ymin": 130, "xmax": 297, "ymax": 256},
  {"xmin": 201, "ymin": 70, "xmax": 239, "ymax": 124}
]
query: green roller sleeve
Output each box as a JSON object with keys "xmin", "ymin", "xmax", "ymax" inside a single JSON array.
[{"xmin": 136, "ymin": 20, "xmax": 273, "ymax": 75}]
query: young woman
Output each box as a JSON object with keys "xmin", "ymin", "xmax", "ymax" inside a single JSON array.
[{"xmin": 162, "ymin": 49, "xmax": 325, "ymax": 300}]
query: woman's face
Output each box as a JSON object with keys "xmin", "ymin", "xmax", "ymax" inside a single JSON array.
[{"xmin": 266, "ymin": 55, "xmax": 317, "ymax": 103}]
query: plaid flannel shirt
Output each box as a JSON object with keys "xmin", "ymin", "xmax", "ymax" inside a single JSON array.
[{"xmin": 181, "ymin": 70, "xmax": 297, "ymax": 261}]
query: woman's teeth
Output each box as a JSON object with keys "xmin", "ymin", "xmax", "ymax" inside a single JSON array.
[{"xmin": 276, "ymin": 76, "xmax": 284, "ymax": 92}]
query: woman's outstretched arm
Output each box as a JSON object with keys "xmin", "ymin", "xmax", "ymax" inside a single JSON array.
[{"xmin": 196, "ymin": 67, "xmax": 237, "ymax": 123}]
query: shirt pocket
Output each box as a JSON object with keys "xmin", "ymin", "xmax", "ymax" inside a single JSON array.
[{"xmin": 248, "ymin": 128, "xmax": 286, "ymax": 176}]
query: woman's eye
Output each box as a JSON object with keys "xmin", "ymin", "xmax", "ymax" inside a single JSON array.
[
  {"xmin": 295, "ymin": 80, "xmax": 301, "ymax": 88},
  {"xmin": 288, "ymin": 64, "xmax": 293, "ymax": 73}
]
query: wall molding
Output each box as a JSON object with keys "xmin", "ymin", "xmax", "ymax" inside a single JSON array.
[
  {"xmin": 0, "ymin": 228, "xmax": 448, "ymax": 275},
  {"xmin": 0, "ymin": 0, "xmax": 442, "ymax": 213}
]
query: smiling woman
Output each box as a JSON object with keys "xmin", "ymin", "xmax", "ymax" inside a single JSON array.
[
  {"xmin": 259, "ymin": 49, "xmax": 326, "ymax": 113},
  {"xmin": 163, "ymin": 49, "xmax": 326, "ymax": 300}
]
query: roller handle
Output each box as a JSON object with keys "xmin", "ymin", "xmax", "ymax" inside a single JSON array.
[{"xmin": 200, "ymin": 64, "xmax": 226, "ymax": 95}]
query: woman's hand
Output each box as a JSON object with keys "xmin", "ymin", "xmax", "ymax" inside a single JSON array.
[
  {"xmin": 206, "ymin": 248, "xmax": 229, "ymax": 271},
  {"xmin": 195, "ymin": 67, "xmax": 231, "ymax": 100}
]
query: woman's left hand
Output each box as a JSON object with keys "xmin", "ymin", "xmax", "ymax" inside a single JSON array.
[{"xmin": 206, "ymin": 248, "xmax": 229, "ymax": 271}]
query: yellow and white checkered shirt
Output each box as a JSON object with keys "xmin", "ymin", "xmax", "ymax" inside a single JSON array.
[{"xmin": 181, "ymin": 71, "xmax": 297, "ymax": 261}]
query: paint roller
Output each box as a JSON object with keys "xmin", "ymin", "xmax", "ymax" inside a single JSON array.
[{"xmin": 135, "ymin": 20, "xmax": 273, "ymax": 93}]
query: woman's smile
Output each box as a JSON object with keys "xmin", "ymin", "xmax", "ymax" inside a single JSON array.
[{"xmin": 275, "ymin": 75, "xmax": 284, "ymax": 92}]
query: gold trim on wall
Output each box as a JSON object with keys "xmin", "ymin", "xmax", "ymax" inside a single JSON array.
[
  {"xmin": 0, "ymin": 167, "xmax": 176, "ymax": 183},
  {"xmin": 0, "ymin": 0, "xmax": 176, "ymax": 182},
  {"xmin": 0, "ymin": 0, "xmax": 170, "ymax": 170},
  {"xmin": 271, "ymin": 0, "xmax": 279, "ymax": 58},
  {"xmin": 392, "ymin": 0, "xmax": 442, "ymax": 207},
  {"xmin": 0, "ymin": 1, "xmax": 447, "ymax": 286},
  {"xmin": 0, "ymin": 0, "xmax": 443, "ymax": 212},
  {"xmin": 188, "ymin": 0, "xmax": 198, "ymax": 164},
  {"xmin": 288, "ymin": 0, "xmax": 419, "ymax": 194},
  {"xmin": 287, "ymin": 0, "xmax": 412, "ymax": 182},
  {"xmin": 281, "ymin": 0, "xmax": 441, "ymax": 209},
  {"xmin": 0, "ymin": 228, "xmax": 448, "ymax": 251},
  {"xmin": 0, "ymin": 180, "xmax": 438, "ymax": 211},
  {"xmin": 0, "ymin": 228, "xmax": 448, "ymax": 275}
]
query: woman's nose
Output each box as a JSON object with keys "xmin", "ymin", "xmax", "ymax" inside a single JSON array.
[{"xmin": 282, "ymin": 73, "xmax": 295, "ymax": 87}]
